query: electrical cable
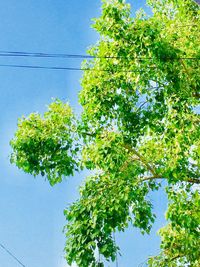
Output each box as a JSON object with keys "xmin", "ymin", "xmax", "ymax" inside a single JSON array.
[
  {"xmin": 113, "ymin": 232, "xmax": 119, "ymax": 267},
  {"xmin": 0, "ymin": 51, "xmax": 93, "ymax": 59},
  {"xmin": 0, "ymin": 51, "xmax": 199, "ymax": 60},
  {"xmin": 0, "ymin": 243, "xmax": 26, "ymax": 267},
  {"xmin": 0, "ymin": 63, "xmax": 156, "ymax": 72}
]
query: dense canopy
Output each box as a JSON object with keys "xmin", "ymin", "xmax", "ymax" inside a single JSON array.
[{"xmin": 10, "ymin": 0, "xmax": 200, "ymax": 266}]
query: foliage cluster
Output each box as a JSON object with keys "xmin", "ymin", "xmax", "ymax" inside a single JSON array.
[{"xmin": 10, "ymin": 0, "xmax": 200, "ymax": 266}]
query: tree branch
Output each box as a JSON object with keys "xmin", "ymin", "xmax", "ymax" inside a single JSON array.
[
  {"xmin": 139, "ymin": 176, "xmax": 164, "ymax": 182},
  {"xmin": 138, "ymin": 176, "xmax": 200, "ymax": 184},
  {"xmin": 179, "ymin": 59, "xmax": 199, "ymax": 98},
  {"xmin": 187, "ymin": 178, "xmax": 200, "ymax": 184},
  {"xmin": 130, "ymin": 148, "xmax": 157, "ymax": 176},
  {"xmin": 168, "ymin": 253, "xmax": 183, "ymax": 262}
]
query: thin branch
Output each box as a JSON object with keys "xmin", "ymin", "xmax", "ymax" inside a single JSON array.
[
  {"xmin": 139, "ymin": 176, "xmax": 164, "ymax": 182},
  {"xmin": 139, "ymin": 176, "xmax": 200, "ymax": 184},
  {"xmin": 180, "ymin": 58, "xmax": 191, "ymax": 78},
  {"xmin": 179, "ymin": 59, "xmax": 199, "ymax": 98},
  {"xmin": 136, "ymin": 100, "xmax": 149, "ymax": 112},
  {"xmin": 168, "ymin": 253, "xmax": 182, "ymax": 262},
  {"xmin": 130, "ymin": 148, "xmax": 157, "ymax": 176},
  {"xmin": 123, "ymin": 144, "xmax": 159, "ymax": 176},
  {"xmin": 81, "ymin": 131, "xmax": 96, "ymax": 137},
  {"xmin": 187, "ymin": 178, "xmax": 200, "ymax": 184}
]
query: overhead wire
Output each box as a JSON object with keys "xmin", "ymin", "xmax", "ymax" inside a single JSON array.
[
  {"xmin": 0, "ymin": 63, "xmax": 88, "ymax": 71},
  {"xmin": 0, "ymin": 62, "xmax": 198, "ymax": 72},
  {"xmin": 113, "ymin": 232, "xmax": 119, "ymax": 267},
  {"xmin": 0, "ymin": 50, "xmax": 199, "ymax": 60},
  {"xmin": 0, "ymin": 50, "xmax": 198, "ymax": 72},
  {"xmin": 0, "ymin": 6, "xmax": 198, "ymax": 266},
  {"xmin": 0, "ymin": 51, "xmax": 93, "ymax": 59},
  {"xmin": 0, "ymin": 242, "xmax": 26, "ymax": 267},
  {"xmin": 0, "ymin": 63, "xmax": 157, "ymax": 72},
  {"xmin": 191, "ymin": 0, "xmax": 200, "ymax": 6}
]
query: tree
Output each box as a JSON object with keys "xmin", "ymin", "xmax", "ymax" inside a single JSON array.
[
  {"xmin": 194, "ymin": 1, "xmax": 200, "ymax": 6},
  {"xmin": 10, "ymin": 0, "xmax": 200, "ymax": 266}
]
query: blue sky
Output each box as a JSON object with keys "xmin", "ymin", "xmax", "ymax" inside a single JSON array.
[{"xmin": 0, "ymin": 1, "xmax": 167, "ymax": 266}]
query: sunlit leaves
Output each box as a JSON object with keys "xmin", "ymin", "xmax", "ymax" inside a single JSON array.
[
  {"xmin": 64, "ymin": 172, "xmax": 155, "ymax": 266},
  {"xmin": 10, "ymin": 99, "xmax": 79, "ymax": 185},
  {"xmin": 10, "ymin": 0, "xmax": 200, "ymax": 266}
]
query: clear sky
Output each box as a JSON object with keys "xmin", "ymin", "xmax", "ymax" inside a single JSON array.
[{"xmin": 0, "ymin": 1, "xmax": 167, "ymax": 267}]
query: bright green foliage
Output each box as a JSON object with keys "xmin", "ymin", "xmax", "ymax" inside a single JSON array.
[
  {"xmin": 148, "ymin": 187, "xmax": 200, "ymax": 266},
  {"xmin": 10, "ymin": 0, "xmax": 200, "ymax": 266},
  {"xmin": 11, "ymin": 100, "xmax": 79, "ymax": 185}
]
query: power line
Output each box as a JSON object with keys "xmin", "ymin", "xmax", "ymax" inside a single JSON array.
[
  {"xmin": 0, "ymin": 63, "xmax": 155, "ymax": 72},
  {"xmin": 0, "ymin": 242, "xmax": 26, "ymax": 267},
  {"xmin": 0, "ymin": 63, "xmax": 87, "ymax": 71},
  {"xmin": 113, "ymin": 232, "xmax": 119, "ymax": 267},
  {"xmin": 0, "ymin": 61, "xmax": 199, "ymax": 72},
  {"xmin": 0, "ymin": 51, "xmax": 92, "ymax": 59},
  {"xmin": 191, "ymin": 0, "xmax": 200, "ymax": 5},
  {"xmin": 0, "ymin": 51, "xmax": 199, "ymax": 61}
]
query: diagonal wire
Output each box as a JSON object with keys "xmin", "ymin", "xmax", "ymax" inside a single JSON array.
[
  {"xmin": 0, "ymin": 51, "xmax": 94, "ymax": 59},
  {"xmin": 113, "ymin": 232, "xmax": 119, "ymax": 267},
  {"xmin": 0, "ymin": 63, "xmax": 88, "ymax": 71},
  {"xmin": 0, "ymin": 242, "xmax": 26, "ymax": 267},
  {"xmin": 0, "ymin": 51, "xmax": 199, "ymax": 60},
  {"xmin": 0, "ymin": 63, "xmax": 155, "ymax": 72}
]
